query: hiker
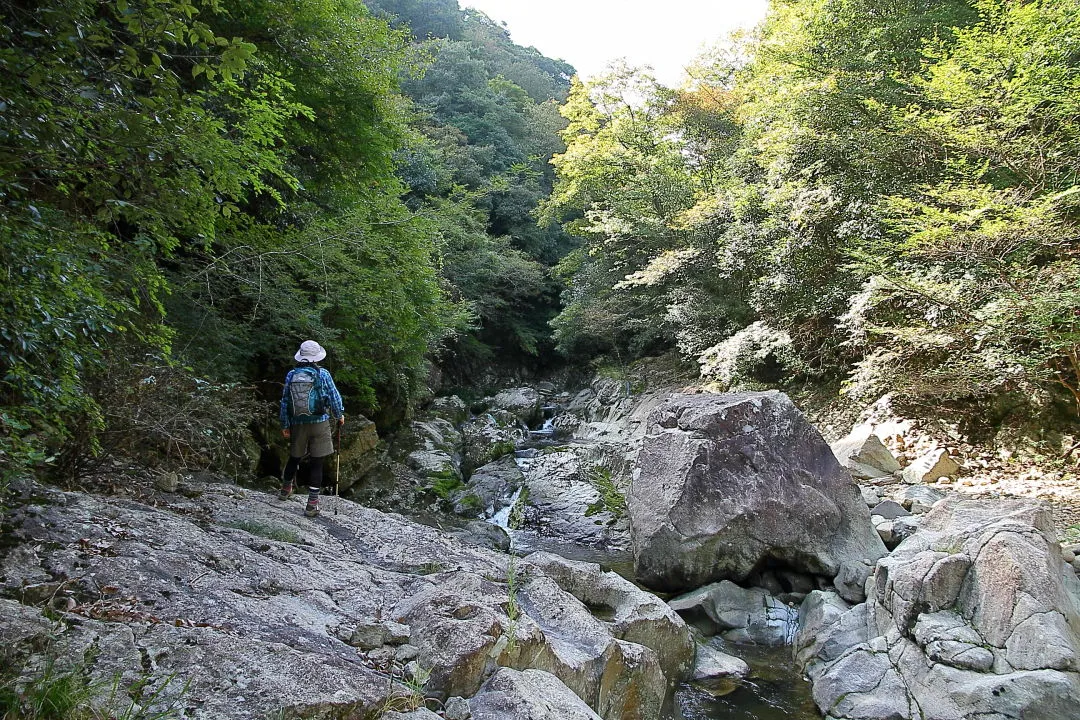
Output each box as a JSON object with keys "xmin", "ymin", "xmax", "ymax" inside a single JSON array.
[{"xmin": 279, "ymin": 340, "xmax": 344, "ymax": 517}]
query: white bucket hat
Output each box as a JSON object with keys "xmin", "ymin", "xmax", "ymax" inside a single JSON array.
[{"xmin": 294, "ymin": 340, "xmax": 327, "ymax": 363}]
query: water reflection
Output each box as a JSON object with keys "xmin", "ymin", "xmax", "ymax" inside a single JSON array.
[{"xmin": 668, "ymin": 641, "xmax": 819, "ymax": 720}]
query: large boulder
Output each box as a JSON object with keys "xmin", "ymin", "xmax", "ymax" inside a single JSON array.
[
  {"xmin": 798, "ymin": 498, "xmax": 1080, "ymax": 720},
  {"xmin": 461, "ymin": 412, "xmax": 523, "ymax": 475},
  {"xmin": 513, "ymin": 448, "xmax": 628, "ymax": 548},
  {"xmin": 630, "ymin": 392, "xmax": 887, "ymax": 591},
  {"xmin": 451, "ymin": 456, "xmax": 524, "ymax": 519},
  {"xmin": 490, "ymin": 388, "xmax": 543, "ymax": 428},
  {"xmin": 403, "ymin": 417, "xmax": 463, "ymax": 482}
]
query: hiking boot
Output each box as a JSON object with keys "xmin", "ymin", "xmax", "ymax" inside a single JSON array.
[
  {"xmin": 304, "ymin": 499, "xmax": 319, "ymax": 517},
  {"xmin": 277, "ymin": 483, "xmax": 293, "ymax": 500}
]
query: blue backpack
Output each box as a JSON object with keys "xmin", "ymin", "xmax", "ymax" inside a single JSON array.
[{"xmin": 288, "ymin": 365, "xmax": 326, "ymax": 419}]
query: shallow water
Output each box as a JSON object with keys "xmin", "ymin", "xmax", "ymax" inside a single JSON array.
[
  {"xmin": 502, "ymin": 530, "xmax": 821, "ymax": 720},
  {"xmin": 668, "ymin": 640, "xmax": 819, "ymax": 720}
]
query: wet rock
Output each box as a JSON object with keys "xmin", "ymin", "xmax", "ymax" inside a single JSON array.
[
  {"xmin": 669, "ymin": 581, "xmax": 798, "ymax": 646},
  {"xmin": 831, "ymin": 424, "xmax": 901, "ymax": 480},
  {"xmin": 692, "ymin": 642, "xmax": 750, "ymax": 682},
  {"xmin": 514, "ymin": 449, "xmax": 626, "ymax": 548},
  {"xmin": 469, "ymin": 668, "xmax": 602, "ymax": 720},
  {"xmin": 631, "ymin": 392, "xmax": 886, "ymax": 591},
  {"xmin": 902, "ymin": 448, "xmax": 961, "ymax": 484},
  {"xmin": 491, "ymin": 388, "xmax": 543, "ymax": 428},
  {"xmin": 452, "ymin": 456, "xmax": 524, "ymax": 519}
]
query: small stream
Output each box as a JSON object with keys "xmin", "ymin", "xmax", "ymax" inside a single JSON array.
[
  {"xmin": 488, "ymin": 488, "xmax": 817, "ymax": 717},
  {"xmin": 480, "ymin": 407, "xmax": 821, "ymax": 719}
]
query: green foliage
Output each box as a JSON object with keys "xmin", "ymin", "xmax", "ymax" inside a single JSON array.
[
  {"xmin": 381, "ymin": 3, "xmax": 576, "ymax": 377},
  {"xmin": 224, "ymin": 520, "xmax": 300, "ymax": 544},
  {"xmin": 429, "ymin": 473, "xmax": 464, "ymax": 499},
  {"xmin": 543, "ymin": 67, "xmax": 751, "ymax": 363},
  {"xmin": 366, "ymin": 0, "xmax": 465, "ymax": 41},
  {"xmin": 0, "ymin": 0, "xmax": 300, "ymax": 482},
  {"xmin": 430, "ymin": 194, "xmax": 554, "ymax": 363},
  {"xmin": 699, "ymin": 322, "xmax": 805, "ymax": 390},
  {"xmin": 583, "ymin": 466, "xmax": 626, "ymax": 520},
  {"xmin": 0, "ymin": 649, "xmax": 185, "ymax": 720},
  {"xmin": 545, "ymin": 0, "xmax": 1080, "ymax": 426},
  {"xmin": 843, "ymin": 0, "xmax": 1080, "ymax": 411}
]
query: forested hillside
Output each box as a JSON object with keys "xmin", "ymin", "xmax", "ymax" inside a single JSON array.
[
  {"xmin": 0, "ymin": 0, "xmax": 574, "ymax": 484},
  {"xmin": 1, "ymin": 0, "xmax": 1078, "ymax": 490},
  {"xmin": 545, "ymin": 0, "xmax": 1080, "ymax": 442}
]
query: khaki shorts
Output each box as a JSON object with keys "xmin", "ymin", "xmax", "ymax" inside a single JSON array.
[{"xmin": 289, "ymin": 420, "xmax": 334, "ymax": 458}]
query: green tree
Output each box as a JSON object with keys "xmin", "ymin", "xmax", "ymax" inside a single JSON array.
[
  {"xmin": 846, "ymin": 0, "xmax": 1080, "ymax": 414},
  {"xmin": 0, "ymin": 0, "xmax": 302, "ymax": 479}
]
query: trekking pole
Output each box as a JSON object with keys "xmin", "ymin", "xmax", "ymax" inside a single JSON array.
[{"xmin": 334, "ymin": 419, "xmax": 342, "ymax": 513}]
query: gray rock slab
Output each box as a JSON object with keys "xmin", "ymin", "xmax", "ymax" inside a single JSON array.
[
  {"xmin": 669, "ymin": 580, "xmax": 798, "ymax": 646},
  {"xmin": 893, "ymin": 485, "xmax": 947, "ymax": 514},
  {"xmin": 630, "ymin": 392, "xmax": 886, "ymax": 592},
  {"xmin": 469, "ymin": 668, "xmax": 602, "ymax": 720},
  {"xmin": 871, "ymin": 499, "xmax": 911, "ymax": 520},
  {"xmin": 0, "ymin": 479, "xmax": 666, "ymax": 720},
  {"xmin": 831, "ymin": 424, "xmax": 901, "ymax": 479}
]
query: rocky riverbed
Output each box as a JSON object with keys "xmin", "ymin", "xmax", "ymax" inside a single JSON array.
[{"xmin": 2, "ymin": 375, "xmax": 1078, "ymax": 720}]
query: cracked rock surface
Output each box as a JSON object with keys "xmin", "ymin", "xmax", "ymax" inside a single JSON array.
[
  {"xmin": 631, "ymin": 391, "xmax": 887, "ymax": 592},
  {"xmin": 796, "ymin": 497, "xmax": 1080, "ymax": 720},
  {"xmin": 0, "ymin": 478, "xmax": 684, "ymax": 720}
]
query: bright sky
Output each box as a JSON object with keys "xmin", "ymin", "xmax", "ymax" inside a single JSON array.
[{"xmin": 463, "ymin": 0, "xmax": 771, "ymax": 86}]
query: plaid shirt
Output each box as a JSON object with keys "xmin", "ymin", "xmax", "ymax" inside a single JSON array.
[{"xmin": 280, "ymin": 366, "xmax": 344, "ymax": 428}]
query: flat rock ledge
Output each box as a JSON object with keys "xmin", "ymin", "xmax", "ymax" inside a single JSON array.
[{"xmin": 0, "ymin": 479, "xmax": 687, "ymax": 720}]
